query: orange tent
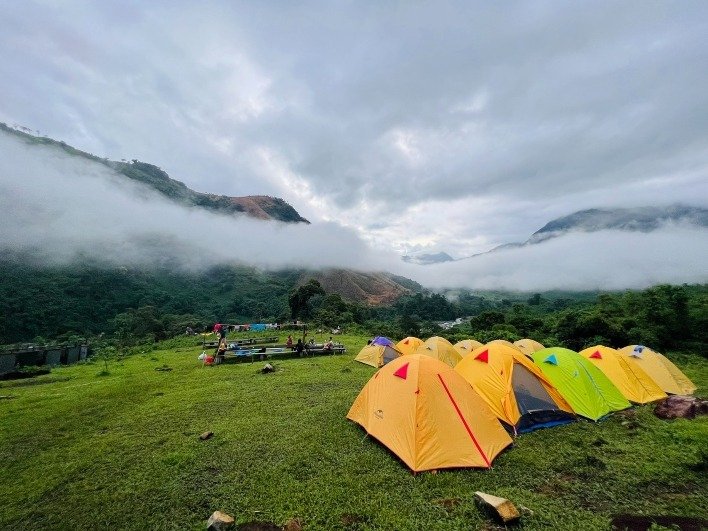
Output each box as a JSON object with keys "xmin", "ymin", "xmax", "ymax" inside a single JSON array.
[
  {"xmin": 513, "ymin": 339, "xmax": 545, "ymax": 357},
  {"xmin": 455, "ymin": 343, "xmax": 574, "ymax": 432},
  {"xmin": 413, "ymin": 336, "xmax": 462, "ymax": 367},
  {"xmin": 617, "ymin": 345, "xmax": 696, "ymax": 395},
  {"xmin": 579, "ymin": 345, "xmax": 666, "ymax": 404},
  {"xmin": 347, "ymin": 355, "xmax": 513, "ymax": 472},
  {"xmin": 395, "ymin": 336, "xmax": 424, "ymax": 356},
  {"xmin": 453, "ymin": 339, "xmax": 484, "ymax": 357}
]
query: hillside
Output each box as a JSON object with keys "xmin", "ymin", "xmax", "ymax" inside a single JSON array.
[
  {"xmin": 301, "ymin": 269, "xmax": 419, "ymax": 305},
  {"xmin": 0, "ymin": 123, "xmax": 308, "ymax": 224}
]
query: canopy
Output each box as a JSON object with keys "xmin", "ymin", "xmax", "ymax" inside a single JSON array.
[{"xmin": 347, "ymin": 354, "xmax": 513, "ymax": 472}]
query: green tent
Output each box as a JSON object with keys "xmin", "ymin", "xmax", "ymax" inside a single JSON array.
[{"xmin": 532, "ymin": 348, "xmax": 631, "ymax": 421}]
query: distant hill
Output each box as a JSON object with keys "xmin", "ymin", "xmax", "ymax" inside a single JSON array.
[
  {"xmin": 1, "ymin": 122, "xmax": 309, "ymax": 224},
  {"xmin": 457, "ymin": 204, "xmax": 708, "ymax": 260},
  {"xmin": 529, "ymin": 205, "xmax": 708, "ymax": 244},
  {"xmin": 301, "ymin": 269, "xmax": 420, "ymax": 305}
]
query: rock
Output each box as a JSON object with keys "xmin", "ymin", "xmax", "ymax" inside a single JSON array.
[
  {"xmin": 207, "ymin": 511, "xmax": 234, "ymax": 530},
  {"xmin": 155, "ymin": 366, "xmax": 173, "ymax": 372},
  {"xmin": 283, "ymin": 517, "xmax": 303, "ymax": 531},
  {"xmin": 654, "ymin": 395, "xmax": 708, "ymax": 420},
  {"xmin": 0, "ymin": 395, "xmax": 17, "ymax": 400},
  {"xmin": 200, "ymin": 431, "xmax": 214, "ymax": 440},
  {"xmin": 474, "ymin": 491, "xmax": 521, "ymax": 523},
  {"xmin": 261, "ymin": 363, "xmax": 275, "ymax": 374}
]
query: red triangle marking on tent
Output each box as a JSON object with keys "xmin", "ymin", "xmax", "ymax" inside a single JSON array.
[
  {"xmin": 393, "ymin": 362, "xmax": 409, "ymax": 380},
  {"xmin": 590, "ymin": 350, "xmax": 602, "ymax": 359},
  {"xmin": 404, "ymin": 339, "xmax": 409, "ymax": 344},
  {"xmin": 475, "ymin": 350, "xmax": 489, "ymax": 363}
]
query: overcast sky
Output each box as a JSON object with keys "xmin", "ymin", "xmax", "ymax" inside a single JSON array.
[{"xmin": 1, "ymin": 1, "xmax": 707, "ymax": 258}]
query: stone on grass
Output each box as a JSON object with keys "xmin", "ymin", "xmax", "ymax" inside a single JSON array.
[
  {"xmin": 207, "ymin": 510, "xmax": 234, "ymax": 530},
  {"xmin": 261, "ymin": 363, "xmax": 275, "ymax": 374},
  {"xmin": 200, "ymin": 431, "xmax": 214, "ymax": 440},
  {"xmin": 654, "ymin": 395, "xmax": 708, "ymax": 420},
  {"xmin": 474, "ymin": 491, "xmax": 521, "ymax": 524}
]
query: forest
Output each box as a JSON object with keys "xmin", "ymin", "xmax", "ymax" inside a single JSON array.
[{"xmin": 1, "ymin": 254, "xmax": 705, "ymax": 356}]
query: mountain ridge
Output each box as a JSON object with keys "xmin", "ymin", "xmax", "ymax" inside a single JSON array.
[{"xmin": 1, "ymin": 122, "xmax": 309, "ymax": 224}]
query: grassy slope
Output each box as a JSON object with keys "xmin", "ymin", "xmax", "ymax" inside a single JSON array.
[{"xmin": 1, "ymin": 333, "xmax": 706, "ymax": 530}]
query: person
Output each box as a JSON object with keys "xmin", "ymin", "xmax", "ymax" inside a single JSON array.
[
  {"xmin": 286, "ymin": 335, "xmax": 293, "ymax": 349},
  {"xmin": 215, "ymin": 337, "xmax": 227, "ymax": 364},
  {"xmin": 295, "ymin": 338, "xmax": 304, "ymax": 357},
  {"xmin": 323, "ymin": 337, "xmax": 334, "ymax": 351}
]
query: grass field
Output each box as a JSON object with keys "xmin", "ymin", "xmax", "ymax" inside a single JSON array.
[{"xmin": 1, "ymin": 333, "xmax": 706, "ymax": 530}]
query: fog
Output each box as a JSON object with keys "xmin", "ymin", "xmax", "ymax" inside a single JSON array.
[{"xmin": 1, "ymin": 131, "xmax": 706, "ymax": 291}]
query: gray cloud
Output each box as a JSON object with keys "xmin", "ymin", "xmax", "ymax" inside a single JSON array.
[
  {"xmin": 0, "ymin": 1, "xmax": 707, "ymax": 257},
  {"xmin": 1, "ymin": 131, "xmax": 706, "ymax": 292}
]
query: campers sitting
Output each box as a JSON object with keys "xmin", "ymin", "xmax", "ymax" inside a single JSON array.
[{"xmin": 323, "ymin": 338, "xmax": 334, "ymax": 351}]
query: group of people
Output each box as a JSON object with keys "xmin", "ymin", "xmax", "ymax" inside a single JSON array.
[{"xmin": 285, "ymin": 334, "xmax": 337, "ymax": 357}]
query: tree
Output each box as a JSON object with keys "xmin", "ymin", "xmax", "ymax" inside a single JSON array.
[{"xmin": 288, "ymin": 279, "xmax": 326, "ymax": 319}]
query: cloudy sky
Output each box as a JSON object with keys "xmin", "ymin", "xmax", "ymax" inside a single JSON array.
[{"xmin": 1, "ymin": 0, "xmax": 707, "ymax": 261}]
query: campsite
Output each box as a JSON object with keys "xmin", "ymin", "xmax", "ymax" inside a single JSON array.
[{"xmin": 1, "ymin": 331, "xmax": 705, "ymax": 530}]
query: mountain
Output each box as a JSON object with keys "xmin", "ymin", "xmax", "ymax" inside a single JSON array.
[
  {"xmin": 1, "ymin": 122, "xmax": 309, "ymax": 224},
  {"xmin": 402, "ymin": 251, "xmax": 454, "ymax": 265},
  {"xmin": 528, "ymin": 205, "xmax": 708, "ymax": 244},
  {"xmin": 302, "ymin": 269, "xmax": 420, "ymax": 305},
  {"xmin": 458, "ymin": 204, "xmax": 708, "ymax": 259}
]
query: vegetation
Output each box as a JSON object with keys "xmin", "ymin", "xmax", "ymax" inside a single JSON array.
[
  {"xmin": 2, "ymin": 252, "xmax": 707, "ymax": 360},
  {"xmin": 0, "ymin": 331, "xmax": 705, "ymax": 529}
]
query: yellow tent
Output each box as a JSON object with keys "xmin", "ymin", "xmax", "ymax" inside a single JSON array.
[
  {"xmin": 579, "ymin": 345, "xmax": 666, "ymax": 404},
  {"xmin": 413, "ymin": 336, "xmax": 463, "ymax": 367},
  {"xmin": 347, "ymin": 355, "xmax": 513, "ymax": 472},
  {"xmin": 453, "ymin": 339, "xmax": 484, "ymax": 357},
  {"xmin": 395, "ymin": 336, "xmax": 424, "ymax": 356},
  {"xmin": 455, "ymin": 343, "xmax": 574, "ymax": 432},
  {"xmin": 617, "ymin": 345, "xmax": 696, "ymax": 395},
  {"xmin": 354, "ymin": 344, "xmax": 402, "ymax": 368},
  {"xmin": 513, "ymin": 339, "xmax": 545, "ymax": 356}
]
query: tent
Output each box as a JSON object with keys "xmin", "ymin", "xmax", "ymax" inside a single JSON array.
[
  {"xmin": 413, "ymin": 336, "xmax": 463, "ymax": 368},
  {"xmin": 347, "ymin": 355, "xmax": 513, "ymax": 472},
  {"xmin": 453, "ymin": 339, "xmax": 484, "ymax": 356},
  {"xmin": 455, "ymin": 343, "xmax": 575, "ymax": 433},
  {"xmin": 513, "ymin": 339, "xmax": 545, "ymax": 357},
  {"xmin": 354, "ymin": 344, "xmax": 402, "ymax": 368},
  {"xmin": 531, "ymin": 348, "xmax": 631, "ymax": 421},
  {"xmin": 579, "ymin": 345, "xmax": 666, "ymax": 404},
  {"xmin": 371, "ymin": 336, "xmax": 395, "ymax": 347},
  {"xmin": 396, "ymin": 336, "xmax": 424, "ymax": 356},
  {"xmin": 617, "ymin": 345, "xmax": 696, "ymax": 395}
]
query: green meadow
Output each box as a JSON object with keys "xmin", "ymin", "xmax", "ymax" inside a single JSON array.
[{"xmin": 1, "ymin": 333, "xmax": 706, "ymax": 530}]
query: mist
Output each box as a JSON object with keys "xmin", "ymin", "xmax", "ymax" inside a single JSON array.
[{"xmin": 1, "ymin": 131, "xmax": 706, "ymax": 291}]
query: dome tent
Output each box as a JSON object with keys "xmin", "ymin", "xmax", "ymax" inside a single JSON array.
[
  {"xmin": 531, "ymin": 348, "xmax": 631, "ymax": 421},
  {"xmin": 413, "ymin": 336, "xmax": 463, "ymax": 368},
  {"xmin": 395, "ymin": 336, "xmax": 424, "ymax": 356},
  {"xmin": 453, "ymin": 339, "xmax": 484, "ymax": 357},
  {"xmin": 354, "ymin": 344, "xmax": 402, "ymax": 368},
  {"xmin": 455, "ymin": 343, "xmax": 575, "ymax": 433},
  {"xmin": 579, "ymin": 345, "xmax": 666, "ymax": 404},
  {"xmin": 347, "ymin": 355, "xmax": 513, "ymax": 472},
  {"xmin": 617, "ymin": 345, "xmax": 696, "ymax": 395},
  {"xmin": 513, "ymin": 339, "xmax": 545, "ymax": 357}
]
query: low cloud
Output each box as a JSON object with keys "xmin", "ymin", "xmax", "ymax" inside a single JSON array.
[{"xmin": 1, "ymin": 131, "xmax": 706, "ymax": 292}]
